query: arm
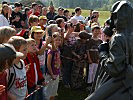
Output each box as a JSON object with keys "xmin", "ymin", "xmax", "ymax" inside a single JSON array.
[
  {"xmin": 101, "ymin": 35, "xmax": 126, "ymax": 77},
  {"xmin": 7, "ymin": 92, "xmax": 16, "ymax": 100},
  {"xmin": 47, "ymin": 53, "xmax": 55, "ymax": 79},
  {"xmin": 87, "ymin": 51, "xmax": 93, "ymax": 64},
  {"xmin": 37, "ymin": 37, "xmax": 51, "ymax": 55}
]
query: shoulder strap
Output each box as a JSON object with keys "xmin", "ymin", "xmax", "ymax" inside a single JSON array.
[{"xmin": 7, "ymin": 66, "xmax": 16, "ymax": 90}]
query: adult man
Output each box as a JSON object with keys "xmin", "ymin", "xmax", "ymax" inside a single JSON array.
[
  {"xmin": 54, "ymin": 7, "xmax": 67, "ymax": 22},
  {"xmin": 46, "ymin": 5, "xmax": 57, "ymax": 21},
  {"xmin": 10, "ymin": 2, "xmax": 23, "ymax": 29},
  {"xmin": 71, "ymin": 7, "xmax": 84, "ymax": 22},
  {"xmin": 85, "ymin": 1, "xmax": 133, "ymax": 100}
]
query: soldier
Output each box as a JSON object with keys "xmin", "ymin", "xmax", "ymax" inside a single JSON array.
[{"xmin": 85, "ymin": 1, "xmax": 133, "ymax": 100}]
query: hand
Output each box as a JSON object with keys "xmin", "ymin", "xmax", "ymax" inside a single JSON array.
[
  {"xmin": 25, "ymin": 63, "xmax": 31, "ymax": 72},
  {"xmin": 35, "ymin": 85, "xmax": 41, "ymax": 90},
  {"xmin": 51, "ymin": 75, "xmax": 57, "ymax": 80},
  {"xmin": 76, "ymin": 55, "xmax": 81, "ymax": 59},
  {"xmin": 0, "ymin": 85, "xmax": 5, "ymax": 95},
  {"xmin": 15, "ymin": 16, "xmax": 20, "ymax": 22},
  {"xmin": 42, "ymin": 82, "xmax": 48, "ymax": 86},
  {"xmin": 45, "ymin": 36, "xmax": 52, "ymax": 44}
]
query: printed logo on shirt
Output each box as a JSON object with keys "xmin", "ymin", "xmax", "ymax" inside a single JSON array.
[{"xmin": 15, "ymin": 76, "xmax": 27, "ymax": 89}]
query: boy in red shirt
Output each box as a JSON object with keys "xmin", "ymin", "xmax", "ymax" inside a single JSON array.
[{"xmin": 24, "ymin": 38, "xmax": 46, "ymax": 100}]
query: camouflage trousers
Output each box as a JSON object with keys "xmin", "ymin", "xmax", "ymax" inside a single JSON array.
[{"xmin": 71, "ymin": 61, "xmax": 87, "ymax": 89}]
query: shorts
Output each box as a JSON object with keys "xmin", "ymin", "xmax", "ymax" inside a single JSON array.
[{"xmin": 44, "ymin": 74, "xmax": 59, "ymax": 100}]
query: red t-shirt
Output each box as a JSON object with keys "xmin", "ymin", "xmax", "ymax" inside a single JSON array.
[{"xmin": 0, "ymin": 71, "xmax": 8, "ymax": 100}]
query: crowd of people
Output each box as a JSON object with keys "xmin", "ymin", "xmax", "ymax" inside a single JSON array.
[{"xmin": 0, "ymin": 1, "xmax": 113, "ymax": 100}]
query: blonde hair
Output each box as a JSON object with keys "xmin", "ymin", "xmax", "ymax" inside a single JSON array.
[
  {"xmin": 8, "ymin": 36, "xmax": 27, "ymax": 51},
  {"xmin": 52, "ymin": 32, "xmax": 62, "ymax": 38},
  {"xmin": 0, "ymin": 26, "xmax": 16, "ymax": 44},
  {"xmin": 26, "ymin": 38, "xmax": 36, "ymax": 44}
]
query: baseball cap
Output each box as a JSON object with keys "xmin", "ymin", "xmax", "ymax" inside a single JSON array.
[
  {"xmin": 78, "ymin": 31, "xmax": 92, "ymax": 39},
  {"xmin": 0, "ymin": 43, "xmax": 24, "ymax": 61},
  {"xmin": 39, "ymin": 16, "xmax": 47, "ymax": 20},
  {"xmin": 31, "ymin": 26, "xmax": 44, "ymax": 33},
  {"xmin": 58, "ymin": 6, "xmax": 64, "ymax": 11}
]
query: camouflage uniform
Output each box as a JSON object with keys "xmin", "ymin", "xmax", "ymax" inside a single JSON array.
[{"xmin": 71, "ymin": 39, "xmax": 88, "ymax": 89}]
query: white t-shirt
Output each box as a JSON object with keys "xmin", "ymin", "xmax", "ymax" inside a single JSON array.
[
  {"xmin": 0, "ymin": 14, "xmax": 9, "ymax": 27},
  {"xmin": 72, "ymin": 15, "xmax": 85, "ymax": 22}
]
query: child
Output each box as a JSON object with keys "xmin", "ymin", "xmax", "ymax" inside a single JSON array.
[
  {"xmin": 0, "ymin": 26, "xmax": 16, "ymax": 44},
  {"xmin": 7, "ymin": 36, "xmax": 28, "ymax": 100},
  {"xmin": 45, "ymin": 32, "xmax": 62, "ymax": 100},
  {"xmin": 71, "ymin": 31, "xmax": 91, "ymax": 89},
  {"xmin": 24, "ymin": 38, "xmax": 46, "ymax": 100},
  {"xmin": 87, "ymin": 25, "xmax": 102, "ymax": 86},
  {"xmin": 0, "ymin": 43, "xmax": 24, "ymax": 100}
]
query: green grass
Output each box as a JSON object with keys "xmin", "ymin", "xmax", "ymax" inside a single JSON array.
[
  {"xmin": 66, "ymin": 8, "xmax": 110, "ymax": 26},
  {"xmin": 56, "ymin": 82, "xmax": 89, "ymax": 100}
]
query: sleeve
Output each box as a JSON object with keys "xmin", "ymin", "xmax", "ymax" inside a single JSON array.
[
  {"xmin": 102, "ymin": 35, "xmax": 126, "ymax": 77},
  {"xmin": 0, "ymin": 16, "xmax": 4, "ymax": 27}
]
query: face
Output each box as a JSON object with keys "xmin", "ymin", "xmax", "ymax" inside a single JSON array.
[
  {"xmin": 49, "ymin": 6, "xmax": 54, "ymax": 12},
  {"xmin": 93, "ymin": 28, "xmax": 101, "ymax": 37},
  {"xmin": 28, "ymin": 42, "xmax": 37, "ymax": 53},
  {"xmin": 39, "ymin": 19, "xmax": 47, "ymax": 25},
  {"xmin": 60, "ymin": 20, "xmax": 65, "ymax": 28},
  {"xmin": 3, "ymin": 6, "xmax": 9, "ymax": 14},
  {"xmin": 58, "ymin": 9, "xmax": 64, "ymax": 15},
  {"xmin": 77, "ymin": 10, "xmax": 82, "ymax": 15},
  {"xmin": 34, "ymin": 32, "xmax": 43, "ymax": 40},
  {"xmin": 54, "ymin": 36, "xmax": 62, "ymax": 47},
  {"xmin": 42, "ymin": 9, "xmax": 47, "ymax": 15},
  {"xmin": 19, "ymin": 44, "xmax": 28, "ymax": 59},
  {"xmin": 30, "ymin": 21, "xmax": 39, "ymax": 26}
]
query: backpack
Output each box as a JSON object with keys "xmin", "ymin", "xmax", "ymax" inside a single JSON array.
[{"xmin": 44, "ymin": 50, "xmax": 55, "ymax": 75}]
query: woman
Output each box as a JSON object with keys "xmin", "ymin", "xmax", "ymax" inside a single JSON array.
[{"xmin": 0, "ymin": 4, "xmax": 10, "ymax": 27}]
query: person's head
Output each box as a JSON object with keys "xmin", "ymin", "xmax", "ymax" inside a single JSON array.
[
  {"xmin": 26, "ymin": 38, "xmax": 37, "ymax": 53},
  {"xmin": 0, "ymin": 43, "xmax": 24, "ymax": 71},
  {"xmin": 75, "ymin": 7, "xmax": 82, "ymax": 16},
  {"xmin": 42, "ymin": 7, "xmax": 47, "ymax": 16},
  {"xmin": 78, "ymin": 31, "xmax": 91, "ymax": 40},
  {"xmin": 2, "ymin": 1, "xmax": 8, "ymax": 5},
  {"xmin": 14, "ymin": 2, "xmax": 22, "ymax": 12},
  {"xmin": 8, "ymin": 36, "xmax": 28, "ymax": 59},
  {"xmin": 103, "ymin": 26, "xmax": 113, "ymax": 41},
  {"xmin": 58, "ymin": 7, "xmax": 64, "ymax": 16},
  {"xmin": 31, "ymin": 26, "xmax": 44, "ymax": 40},
  {"xmin": 1, "ymin": 4, "xmax": 9, "ymax": 18},
  {"xmin": 64, "ymin": 9, "xmax": 69, "ymax": 17},
  {"xmin": 46, "ymin": 24, "xmax": 58, "ymax": 37},
  {"xmin": 91, "ymin": 24, "xmax": 101, "ymax": 37},
  {"xmin": 31, "ymin": 2, "xmax": 38, "ymax": 10},
  {"xmin": 0, "ymin": 26, "xmax": 16, "ymax": 44},
  {"xmin": 56, "ymin": 18, "xmax": 65, "ymax": 28},
  {"xmin": 24, "ymin": 7, "xmax": 30, "ymax": 15},
  {"xmin": 71, "ymin": 12, "xmax": 75, "ymax": 17},
  {"xmin": 39, "ymin": 16, "xmax": 47, "ymax": 25},
  {"xmin": 79, "ymin": 20, "xmax": 85, "ymax": 31},
  {"xmin": 28, "ymin": 15, "xmax": 39, "ymax": 27},
  {"xmin": 52, "ymin": 32, "xmax": 62, "ymax": 48},
  {"xmin": 92, "ymin": 10, "xmax": 99, "ymax": 20},
  {"xmin": 49, "ymin": 6, "xmax": 55, "ymax": 12}
]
